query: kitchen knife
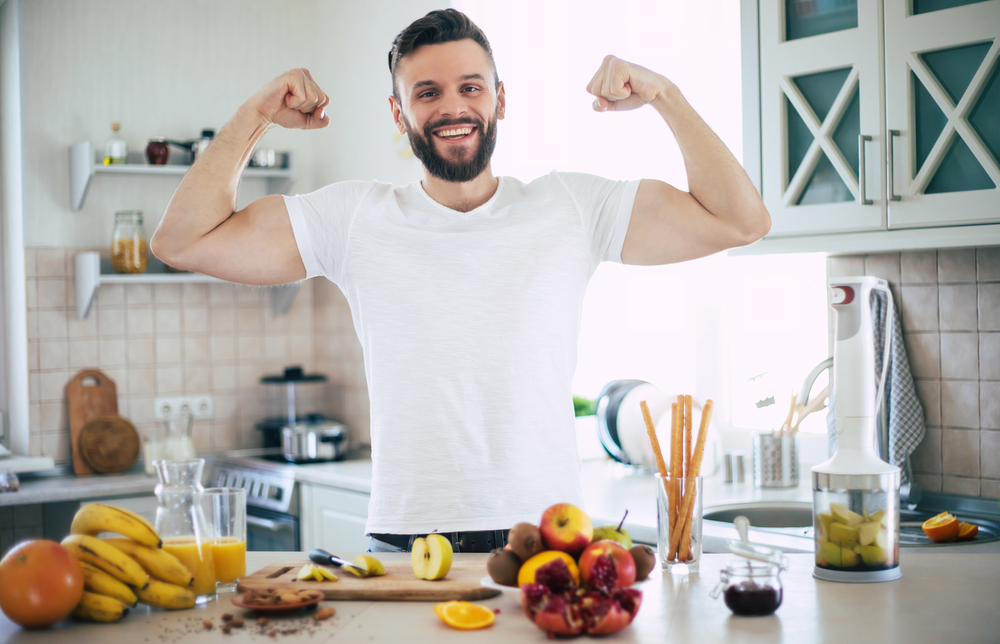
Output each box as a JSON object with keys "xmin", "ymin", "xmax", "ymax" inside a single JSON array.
[{"xmin": 309, "ymin": 548, "xmax": 367, "ymax": 576}]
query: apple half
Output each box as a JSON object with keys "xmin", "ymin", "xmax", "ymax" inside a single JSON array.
[{"xmin": 411, "ymin": 534, "xmax": 453, "ymax": 581}]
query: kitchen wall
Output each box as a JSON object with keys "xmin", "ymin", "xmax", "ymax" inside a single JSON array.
[
  {"xmin": 828, "ymin": 248, "xmax": 1000, "ymax": 499},
  {"xmin": 18, "ymin": 0, "xmax": 441, "ymax": 461}
]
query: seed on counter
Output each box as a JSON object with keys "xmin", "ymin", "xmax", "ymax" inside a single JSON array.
[
  {"xmin": 230, "ymin": 618, "xmax": 244, "ymax": 627},
  {"xmin": 203, "ymin": 620, "xmax": 213, "ymax": 629},
  {"xmin": 313, "ymin": 607, "xmax": 336, "ymax": 621},
  {"xmin": 222, "ymin": 613, "xmax": 233, "ymax": 622},
  {"xmin": 258, "ymin": 617, "xmax": 269, "ymax": 626},
  {"xmin": 222, "ymin": 626, "xmax": 231, "ymax": 635}
]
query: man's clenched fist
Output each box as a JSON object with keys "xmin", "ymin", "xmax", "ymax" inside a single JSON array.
[
  {"xmin": 586, "ymin": 56, "xmax": 671, "ymax": 112},
  {"xmin": 251, "ymin": 68, "xmax": 330, "ymax": 130}
]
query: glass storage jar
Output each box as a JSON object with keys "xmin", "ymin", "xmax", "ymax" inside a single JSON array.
[
  {"xmin": 712, "ymin": 560, "xmax": 785, "ymax": 616},
  {"xmin": 111, "ymin": 210, "xmax": 147, "ymax": 274}
]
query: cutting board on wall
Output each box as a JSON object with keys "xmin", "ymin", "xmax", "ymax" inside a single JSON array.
[
  {"xmin": 67, "ymin": 369, "xmax": 120, "ymax": 475},
  {"xmin": 237, "ymin": 555, "xmax": 500, "ymax": 601}
]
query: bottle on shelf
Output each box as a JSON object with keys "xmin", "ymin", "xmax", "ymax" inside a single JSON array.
[
  {"xmin": 104, "ymin": 121, "xmax": 128, "ymax": 165},
  {"xmin": 111, "ymin": 210, "xmax": 147, "ymax": 274}
]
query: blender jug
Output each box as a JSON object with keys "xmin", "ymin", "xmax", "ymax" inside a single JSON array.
[{"xmin": 812, "ymin": 276, "xmax": 901, "ymax": 583}]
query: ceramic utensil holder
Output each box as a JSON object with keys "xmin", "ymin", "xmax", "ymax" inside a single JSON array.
[{"xmin": 753, "ymin": 433, "xmax": 799, "ymax": 488}]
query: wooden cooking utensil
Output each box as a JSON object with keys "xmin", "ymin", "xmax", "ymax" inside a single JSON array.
[
  {"xmin": 790, "ymin": 385, "xmax": 829, "ymax": 435},
  {"xmin": 67, "ymin": 369, "xmax": 120, "ymax": 475},
  {"xmin": 78, "ymin": 414, "xmax": 140, "ymax": 473}
]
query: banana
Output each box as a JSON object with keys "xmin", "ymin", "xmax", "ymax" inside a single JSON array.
[
  {"xmin": 135, "ymin": 579, "xmax": 197, "ymax": 610},
  {"xmin": 71, "ymin": 591, "xmax": 129, "ymax": 622},
  {"xmin": 61, "ymin": 534, "xmax": 149, "ymax": 589},
  {"xmin": 70, "ymin": 504, "xmax": 162, "ymax": 549},
  {"xmin": 80, "ymin": 561, "xmax": 138, "ymax": 607},
  {"xmin": 102, "ymin": 538, "xmax": 194, "ymax": 587}
]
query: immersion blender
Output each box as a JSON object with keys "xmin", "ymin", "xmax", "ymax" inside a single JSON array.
[{"xmin": 812, "ymin": 276, "xmax": 901, "ymax": 583}]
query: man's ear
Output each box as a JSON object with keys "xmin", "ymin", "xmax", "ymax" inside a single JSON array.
[
  {"xmin": 389, "ymin": 96, "xmax": 406, "ymax": 134},
  {"xmin": 497, "ymin": 81, "xmax": 506, "ymax": 120}
]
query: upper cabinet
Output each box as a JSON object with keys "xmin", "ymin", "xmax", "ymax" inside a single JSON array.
[{"xmin": 741, "ymin": 0, "xmax": 1000, "ymax": 254}]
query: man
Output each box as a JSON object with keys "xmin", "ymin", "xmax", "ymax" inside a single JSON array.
[{"xmin": 151, "ymin": 10, "xmax": 769, "ymax": 554}]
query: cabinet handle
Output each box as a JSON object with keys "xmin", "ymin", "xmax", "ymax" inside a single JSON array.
[
  {"xmin": 247, "ymin": 516, "xmax": 282, "ymax": 532},
  {"xmin": 887, "ymin": 130, "xmax": 901, "ymax": 201},
  {"xmin": 859, "ymin": 135, "xmax": 873, "ymax": 205}
]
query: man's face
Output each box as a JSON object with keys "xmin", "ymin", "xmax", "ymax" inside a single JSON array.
[{"xmin": 391, "ymin": 39, "xmax": 505, "ymax": 183}]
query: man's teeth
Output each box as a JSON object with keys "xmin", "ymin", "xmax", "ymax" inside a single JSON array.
[{"xmin": 436, "ymin": 127, "xmax": 473, "ymax": 139}]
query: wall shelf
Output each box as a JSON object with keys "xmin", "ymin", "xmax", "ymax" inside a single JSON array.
[
  {"xmin": 73, "ymin": 251, "xmax": 301, "ymax": 319},
  {"xmin": 69, "ymin": 140, "xmax": 295, "ymax": 210}
]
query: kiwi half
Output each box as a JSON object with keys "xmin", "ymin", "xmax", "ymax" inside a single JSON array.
[
  {"xmin": 508, "ymin": 522, "xmax": 544, "ymax": 562},
  {"xmin": 487, "ymin": 548, "xmax": 522, "ymax": 587}
]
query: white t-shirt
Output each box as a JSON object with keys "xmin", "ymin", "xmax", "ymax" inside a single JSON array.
[{"xmin": 284, "ymin": 171, "xmax": 640, "ymax": 534}]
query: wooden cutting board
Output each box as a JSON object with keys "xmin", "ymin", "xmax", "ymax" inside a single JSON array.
[
  {"xmin": 78, "ymin": 414, "xmax": 140, "ymax": 473},
  {"xmin": 67, "ymin": 369, "xmax": 120, "ymax": 475},
  {"xmin": 237, "ymin": 555, "xmax": 501, "ymax": 601}
]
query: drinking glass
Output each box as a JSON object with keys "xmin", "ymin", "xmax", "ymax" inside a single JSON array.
[
  {"xmin": 656, "ymin": 474, "xmax": 703, "ymax": 574},
  {"xmin": 204, "ymin": 487, "xmax": 247, "ymax": 592}
]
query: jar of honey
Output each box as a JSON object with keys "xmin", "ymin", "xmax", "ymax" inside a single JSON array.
[{"xmin": 111, "ymin": 210, "xmax": 147, "ymax": 274}]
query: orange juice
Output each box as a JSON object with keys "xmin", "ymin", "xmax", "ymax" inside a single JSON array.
[
  {"xmin": 210, "ymin": 537, "xmax": 247, "ymax": 584},
  {"xmin": 162, "ymin": 536, "xmax": 216, "ymax": 596}
]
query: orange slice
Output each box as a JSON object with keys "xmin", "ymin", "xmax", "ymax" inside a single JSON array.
[
  {"xmin": 922, "ymin": 512, "xmax": 960, "ymax": 542},
  {"xmin": 434, "ymin": 601, "xmax": 495, "ymax": 630},
  {"xmin": 957, "ymin": 522, "xmax": 979, "ymax": 541},
  {"xmin": 517, "ymin": 550, "xmax": 580, "ymax": 587}
]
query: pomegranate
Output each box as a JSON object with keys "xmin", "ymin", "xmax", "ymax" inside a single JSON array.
[{"xmin": 521, "ymin": 583, "xmax": 642, "ymax": 637}]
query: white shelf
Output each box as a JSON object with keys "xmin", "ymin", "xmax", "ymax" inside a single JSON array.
[
  {"xmin": 69, "ymin": 140, "xmax": 295, "ymax": 210},
  {"xmin": 73, "ymin": 251, "xmax": 301, "ymax": 319}
]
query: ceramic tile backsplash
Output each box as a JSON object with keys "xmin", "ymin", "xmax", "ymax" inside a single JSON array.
[
  {"xmin": 25, "ymin": 248, "xmax": 370, "ymax": 464},
  {"xmin": 829, "ymin": 247, "xmax": 1000, "ymax": 499}
]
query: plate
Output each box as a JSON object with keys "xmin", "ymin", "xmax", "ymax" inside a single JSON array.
[
  {"xmin": 479, "ymin": 576, "xmax": 521, "ymax": 598},
  {"xmin": 231, "ymin": 591, "xmax": 324, "ymax": 613}
]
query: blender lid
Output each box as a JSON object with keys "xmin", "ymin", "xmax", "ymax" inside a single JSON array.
[
  {"xmin": 260, "ymin": 366, "xmax": 327, "ymax": 383},
  {"xmin": 726, "ymin": 540, "xmax": 790, "ymax": 570}
]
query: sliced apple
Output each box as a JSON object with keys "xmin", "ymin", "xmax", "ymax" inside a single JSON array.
[
  {"xmin": 314, "ymin": 565, "xmax": 338, "ymax": 581},
  {"xmin": 411, "ymin": 534, "xmax": 453, "ymax": 581},
  {"xmin": 817, "ymin": 513, "xmax": 834, "ymax": 539},
  {"xmin": 858, "ymin": 521, "xmax": 880, "ymax": 546},
  {"xmin": 819, "ymin": 541, "xmax": 842, "ymax": 567},
  {"xmin": 829, "ymin": 522, "xmax": 860, "ymax": 548},
  {"xmin": 297, "ymin": 563, "xmax": 317, "ymax": 580},
  {"xmin": 875, "ymin": 528, "xmax": 888, "ymax": 549},
  {"xmin": 841, "ymin": 547, "xmax": 860, "ymax": 568},
  {"xmin": 351, "ymin": 554, "xmax": 386, "ymax": 577},
  {"xmin": 860, "ymin": 545, "xmax": 888, "ymax": 567},
  {"xmin": 830, "ymin": 502, "xmax": 864, "ymax": 528},
  {"xmin": 867, "ymin": 510, "xmax": 887, "ymax": 525}
]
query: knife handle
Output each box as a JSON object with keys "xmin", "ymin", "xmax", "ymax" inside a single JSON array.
[{"xmin": 309, "ymin": 548, "xmax": 341, "ymax": 567}]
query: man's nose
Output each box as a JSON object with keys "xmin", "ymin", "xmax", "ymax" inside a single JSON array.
[{"xmin": 437, "ymin": 90, "xmax": 468, "ymax": 119}]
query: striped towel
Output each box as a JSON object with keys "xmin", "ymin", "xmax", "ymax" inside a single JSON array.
[{"xmin": 826, "ymin": 290, "xmax": 926, "ymax": 483}]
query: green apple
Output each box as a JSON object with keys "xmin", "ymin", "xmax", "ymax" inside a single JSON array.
[
  {"xmin": 819, "ymin": 541, "xmax": 842, "ymax": 567},
  {"xmin": 592, "ymin": 525, "xmax": 632, "ymax": 549},
  {"xmin": 411, "ymin": 534, "xmax": 453, "ymax": 580},
  {"xmin": 817, "ymin": 513, "xmax": 834, "ymax": 539},
  {"xmin": 829, "ymin": 522, "xmax": 860, "ymax": 548},
  {"xmin": 858, "ymin": 521, "xmax": 880, "ymax": 546},
  {"xmin": 841, "ymin": 547, "xmax": 860, "ymax": 568},
  {"xmin": 830, "ymin": 502, "xmax": 864, "ymax": 527},
  {"xmin": 860, "ymin": 545, "xmax": 888, "ymax": 567}
]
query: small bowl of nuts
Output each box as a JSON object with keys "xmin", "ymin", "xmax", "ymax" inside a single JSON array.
[{"xmin": 231, "ymin": 588, "xmax": 325, "ymax": 613}]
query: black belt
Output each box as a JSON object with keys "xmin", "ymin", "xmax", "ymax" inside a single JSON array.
[{"xmin": 370, "ymin": 530, "xmax": 509, "ymax": 554}]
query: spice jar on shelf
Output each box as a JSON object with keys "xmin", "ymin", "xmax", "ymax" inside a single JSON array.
[{"xmin": 111, "ymin": 210, "xmax": 147, "ymax": 274}]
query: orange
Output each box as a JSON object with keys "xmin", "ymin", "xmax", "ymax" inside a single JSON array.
[
  {"xmin": 922, "ymin": 512, "xmax": 960, "ymax": 542},
  {"xmin": 517, "ymin": 550, "xmax": 580, "ymax": 587},
  {"xmin": 957, "ymin": 522, "xmax": 979, "ymax": 541},
  {"xmin": 434, "ymin": 601, "xmax": 495, "ymax": 630}
]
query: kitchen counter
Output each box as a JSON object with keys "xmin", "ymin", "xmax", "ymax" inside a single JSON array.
[
  {"xmin": 2, "ymin": 550, "xmax": 998, "ymax": 643},
  {"xmin": 0, "ymin": 471, "xmax": 157, "ymax": 507}
]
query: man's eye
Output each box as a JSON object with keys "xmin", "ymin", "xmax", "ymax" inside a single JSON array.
[
  {"xmin": 462, "ymin": 86, "xmax": 480, "ymax": 93},
  {"xmin": 418, "ymin": 91, "xmax": 437, "ymax": 98}
]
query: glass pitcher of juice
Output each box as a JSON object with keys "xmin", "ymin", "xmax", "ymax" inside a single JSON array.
[{"xmin": 154, "ymin": 459, "xmax": 216, "ymax": 599}]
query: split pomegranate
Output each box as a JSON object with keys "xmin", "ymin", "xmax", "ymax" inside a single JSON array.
[{"xmin": 521, "ymin": 582, "xmax": 642, "ymax": 637}]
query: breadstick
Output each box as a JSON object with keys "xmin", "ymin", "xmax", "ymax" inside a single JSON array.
[
  {"xmin": 669, "ymin": 399, "xmax": 714, "ymax": 560},
  {"xmin": 684, "ymin": 395, "xmax": 693, "ymax": 480},
  {"xmin": 639, "ymin": 400, "xmax": 667, "ymax": 479},
  {"xmin": 668, "ymin": 402, "xmax": 680, "ymax": 542}
]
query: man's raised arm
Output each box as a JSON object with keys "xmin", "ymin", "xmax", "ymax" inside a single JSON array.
[
  {"xmin": 150, "ymin": 69, "xmax": 329, "ymax": 285},
  {"xmin": 586, "ymin": 56, "xmax": 770, "ymax": 266}
]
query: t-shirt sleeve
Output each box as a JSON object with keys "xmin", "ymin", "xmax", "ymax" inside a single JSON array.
[
  {"xmin": 553, "ymin": 171, "xmax": 641, "ymax": 264},
  {"xmin": 282, "ymin": 180, "xmax": 376, "ymax": 283}
]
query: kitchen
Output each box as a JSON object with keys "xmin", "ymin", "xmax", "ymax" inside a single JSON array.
[{"xmin": 2, "ymin": 0, "xmax": 1000, "ymax": 641}]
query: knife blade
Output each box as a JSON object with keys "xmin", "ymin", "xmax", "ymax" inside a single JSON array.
[{"xmin": 308, "ymin": 548, "xmax": 366, "ymax": 576}]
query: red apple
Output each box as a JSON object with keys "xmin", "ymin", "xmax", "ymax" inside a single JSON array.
[
  {"xmin": 579, "ymin": 540, "xmax": 637, "ymax": 593},
  {"xmin": 539, "ymin": 503, "xmax": 593, "ymax": 556}
]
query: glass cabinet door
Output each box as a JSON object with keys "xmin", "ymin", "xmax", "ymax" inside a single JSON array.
[
  {"xmin": 884, "ymin": 0, "xmax": 1000, "ymax": 228},
  {"xmin": 760, "ymin": 0, "xmax": 885, "ymax": 237}
]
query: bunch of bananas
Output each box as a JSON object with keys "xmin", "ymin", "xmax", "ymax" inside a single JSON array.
[{"xmin": 61, "ymin": 504, "xmax": 198, "ymax": 622}]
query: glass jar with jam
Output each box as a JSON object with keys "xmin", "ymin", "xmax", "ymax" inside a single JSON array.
[
  {"xmin": 111, "ymin": 210, "xmax": 147, "ymax": 274},
  {"xmin": 711, "ymin": 531, "xmax": 789, "ymax": 616}
]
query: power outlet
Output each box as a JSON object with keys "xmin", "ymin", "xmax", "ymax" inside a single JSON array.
[{"xmin": 154, "ymin": 396, "xmax": 214, "ymax": 420}]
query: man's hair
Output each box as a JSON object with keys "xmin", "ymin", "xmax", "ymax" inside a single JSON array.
[{"xmin": 388, "ymin": 9, "xmax": 499, "ymax": 100}]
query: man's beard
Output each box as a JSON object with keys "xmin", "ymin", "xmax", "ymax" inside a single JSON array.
[{"xmin": 403, "ymin": 112, "xmax": 498, "ymax": 183}]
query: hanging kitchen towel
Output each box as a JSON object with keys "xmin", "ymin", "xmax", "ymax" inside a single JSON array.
[{"xmin": 826, "ymin": 290, "xmax": 926, "ymax": 482}]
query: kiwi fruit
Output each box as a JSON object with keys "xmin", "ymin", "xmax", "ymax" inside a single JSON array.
[
  {"xmin": 629, "ymin": 544, "xmax": 656, "ymax": 582},
  {"xmin": 486, "ymin": 548, "xmax": 522, "ymax": 587},
  {"xmin": 508, "ymin": 522, "xmax": 544, "ymax": 562}
]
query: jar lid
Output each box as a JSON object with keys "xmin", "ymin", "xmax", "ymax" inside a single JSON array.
[
  {"xmin": 726, "ymin": 540, "xmax": 790, "ymax": 570},
  {"xmin": 148, "ymin": 137, "xmax": 165, "ymax": 142}
]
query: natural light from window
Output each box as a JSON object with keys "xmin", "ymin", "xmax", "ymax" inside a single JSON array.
[{"xmin": 455, "ymin": 0, "xmax": 831, "ymax": 433}]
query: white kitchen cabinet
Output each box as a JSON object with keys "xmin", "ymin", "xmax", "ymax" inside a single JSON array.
[
  {"xmin": 299, "ymin": 483, "xmax": 371, "ymax": 554},
  {"xmin": 742, "ymin": 0, "xmax": 1000, "ymax": 254}
]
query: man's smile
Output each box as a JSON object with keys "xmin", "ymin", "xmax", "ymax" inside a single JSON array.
[{"xmin": 433, "ymin": 125, "xmax": 477, "ymax": 141}]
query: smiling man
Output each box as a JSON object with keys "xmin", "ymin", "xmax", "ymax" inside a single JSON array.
[{"xmin": 151, "ymin": 9, "xmax": 769, "ymax": 554}]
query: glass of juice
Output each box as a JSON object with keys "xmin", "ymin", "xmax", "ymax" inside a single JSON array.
[{"xmin": 204, "ymin": 487, "xmax": 247, "ymax": 593}]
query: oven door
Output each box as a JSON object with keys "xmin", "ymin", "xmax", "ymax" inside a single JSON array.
[{"xmin": 246, "ymin": 508, "xmax": 299, "ymax": 552}]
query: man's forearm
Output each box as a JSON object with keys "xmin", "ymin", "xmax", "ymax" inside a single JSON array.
[
  {"xmin": 151, "ymin": 104, "xmax": 271, "ymax": 262},
  {"xmin": 650, "ymin": 85, "xmax": 768, "ymax": 241}
]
